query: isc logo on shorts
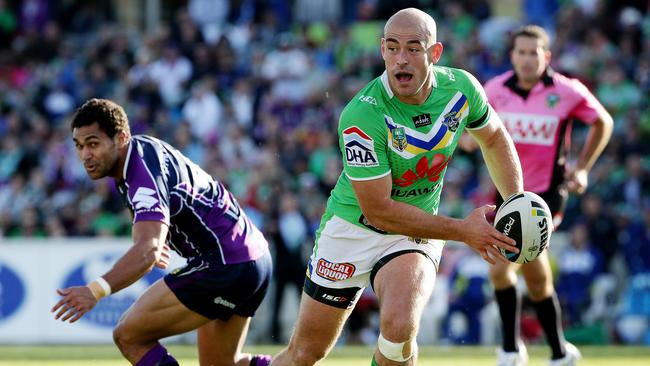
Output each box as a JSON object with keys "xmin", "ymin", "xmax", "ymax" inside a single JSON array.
[
  {"xmin": 316, "ymin": 259, "xmax": 356, "ymax": 281},
  {"xmin": 321, "ymin": 294, "xmax": 348, "ymax": 302}
]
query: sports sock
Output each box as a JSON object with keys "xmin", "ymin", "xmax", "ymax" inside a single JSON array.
[
  {"xmin": 495, "ymin": 286, "xmax": 520, "ymax": 352},
  {"xmin": 532, "ymin": 293, "xmax": 566, "ymax": 360},
  {"xmin": 250, "ymin": 354, "xmax": 272, "ymax": 366},
  {"xmin": 135, "ymin": 343, "xmax": 179, "ymax": 366}
]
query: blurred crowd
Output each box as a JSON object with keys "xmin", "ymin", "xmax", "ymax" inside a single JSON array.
[{"xmin": 0, "ymin": 0, "xmax": 648, "ymax": 345}]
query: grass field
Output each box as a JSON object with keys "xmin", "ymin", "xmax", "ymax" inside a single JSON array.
[{"xmin": 1, "ymin": 345, "xmax": 649, "ymax": 365}]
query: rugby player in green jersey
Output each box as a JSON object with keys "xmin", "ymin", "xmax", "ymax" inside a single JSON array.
[{"xmin": 271, "ymin": 8, "xmax": 523, "ymax": 366}]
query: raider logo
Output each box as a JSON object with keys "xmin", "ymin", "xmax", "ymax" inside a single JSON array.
[
  {"xmin": 442, "ymin": 111, "xmax": 460, "ymax": 132},
  {"xmin": 547, "ymin": 93, "xmax": 560, "ymax": 108},
  {"xmin": 392, "ymin": 127, "xmax": 408, "ymax": 152}
]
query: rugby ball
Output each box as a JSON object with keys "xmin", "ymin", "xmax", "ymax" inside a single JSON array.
[{"xmin": 494, "ymin": 191, "xmax": 552, "ymax": 264}]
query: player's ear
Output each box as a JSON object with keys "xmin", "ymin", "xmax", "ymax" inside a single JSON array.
[
  {"xmin": 429, "ymin": 42, "xmax": 443, "ymax": 64},
  {"xmin": 116, "ymin": 130, "xmax": 130, "ymax": 147}
]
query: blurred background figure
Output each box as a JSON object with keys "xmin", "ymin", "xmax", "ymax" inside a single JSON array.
[
  {"xmin": 443, "ymin": 251, "xmax": 490, "ymax": 345},
  {"xmin": 267, "ymin": 191, "xmax": 309, "ymax": 343},
  {"xmin": 555, "ymin": 222, "xmax": 604, "ymax": 326}
]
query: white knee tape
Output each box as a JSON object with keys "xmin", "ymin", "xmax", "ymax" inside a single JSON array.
[{"xmin": 377, "ymin": 333, "xmax": 415, "ymax": 362}]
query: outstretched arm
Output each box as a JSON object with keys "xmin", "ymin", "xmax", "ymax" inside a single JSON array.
[{"xmin": 52, "ymin": 221, "xmax": 170, "ymax": 322}]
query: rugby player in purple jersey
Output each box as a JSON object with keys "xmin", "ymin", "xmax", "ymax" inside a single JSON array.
[{"xmin": 52, "ymin": 98, "xmax": 273, "ymax": 366}]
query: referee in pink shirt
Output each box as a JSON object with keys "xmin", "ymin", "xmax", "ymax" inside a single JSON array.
[{"xmin": 483, "ymin": 25, "xmax": 613, "ymax": 366}]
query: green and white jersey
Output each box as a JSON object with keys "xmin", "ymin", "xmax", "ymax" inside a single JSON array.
[{"xmin": 324, "ymin": 66, "xmax": 493, "ymax": 233}]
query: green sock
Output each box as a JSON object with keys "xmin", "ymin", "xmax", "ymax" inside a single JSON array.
[{"xmin": 371, "ymin": 355, "xmax": 380, "ymax": 366}]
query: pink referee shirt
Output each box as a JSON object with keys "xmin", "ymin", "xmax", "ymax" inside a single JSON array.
[{"xmin": 484, "ymin": 69, "xmax": 605, "ymax": 193}]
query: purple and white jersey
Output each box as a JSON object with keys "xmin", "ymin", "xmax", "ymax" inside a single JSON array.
[{"xmin": 117, "ymin": 135, "xmax": 268, "ymax": 264}]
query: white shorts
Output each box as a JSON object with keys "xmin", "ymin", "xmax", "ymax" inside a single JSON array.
[{"xmin": 307, "ymin": 215, "xmax": 444, "ymax": 291}]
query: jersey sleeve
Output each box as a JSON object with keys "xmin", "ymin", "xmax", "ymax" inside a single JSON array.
[
  {"xmin": 462, "ymin": 70, "xmax": 492, "ymax": 130},
  {"xmin": 338, "ymin": 103, "xmax": 390, "ymax": 181},
  {"xmin": 124, "ymin": 143, "xmax": 171, "ymax": 225},
  {"xmin": 568, "ymin": 78, "xmax": 605, "ymax": 125}
]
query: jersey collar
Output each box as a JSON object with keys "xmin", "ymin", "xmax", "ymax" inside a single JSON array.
[
  {"xmin": 380, "ymin": 67, "xmax": 438, "ymax": 100},
  {"xmin": 504, "ymin": 67, "xmax": 555, "ymax": 99},
  {"xmin": 121, "ymin": 139, "xmax": 134, "ymax": 182}
]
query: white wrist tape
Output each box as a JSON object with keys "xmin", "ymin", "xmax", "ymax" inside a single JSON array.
[
  {"xmin": 95, "ymin": 277, "xmax": 112, "ymax": 296},
  {"xmin": 88, "ymin": 277, "xmax": 112, "ymax": 300}
]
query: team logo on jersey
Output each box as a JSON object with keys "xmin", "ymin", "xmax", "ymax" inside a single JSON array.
[
  {"xmin": 392, "ymin": 127, "xmax": 408, "ymax": 151},
  {"xmin": 442, "ymin": 111, "xmax": 460, "ymax": 132},
  {"xmin": 394, "ymin": 154, "xmax": 451, "ymax": 187},
  {"xmin": 546, "ymin": 93, "xmax": 560, "ymax": 108},
  {"xmin": 132, "ymin": 187, "xmax": 158, "ymax": 210},
  {"xmin": 412, "ymin": 113, "xmax": 432, "ymax": 128},
  {"xmin": 342, "ymin": 126, "xmax": 379, "ymax": 167},
  {"xmin": 316, "ymin": 259, "xmax": 355, "ymax": 281}
]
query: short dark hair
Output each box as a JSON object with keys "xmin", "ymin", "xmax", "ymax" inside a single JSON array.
[
  {"xmin": 510, "ymin": 25, "xmax": 550, "ymax": 51},
  {"xmin": 71, "ymin": 98, "xmax": 130, "ymax": 138}
]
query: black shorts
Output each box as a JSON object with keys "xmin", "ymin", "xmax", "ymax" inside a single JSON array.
[
  {"xmin": 496, "ymin": 186, "xmax": 568, "ymax": 223},
  {"xmin": 164, "ymin": 250, "xmax": 272, "ymax": 321}
]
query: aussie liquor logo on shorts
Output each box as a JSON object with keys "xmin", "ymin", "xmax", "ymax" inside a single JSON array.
[
  {"xmin": 0, "ymin": 262, "xmax": 25, "ymax": 321},
  {"xmin": 316, "ymin": 259, "xmax": 355, "ymax": 281},
  {"xmin": 61, "ymin": 253, "xmax": 166, "ymax": 328},
  {"xmin": 342, "ymin": 126, "xmax": 379, "ymax": 167}
]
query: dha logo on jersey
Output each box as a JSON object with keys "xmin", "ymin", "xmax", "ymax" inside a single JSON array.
[
  {"xmin": 342, "ymin": 126, "xmax": 379, "ymax": 167},
  {"xmin": 392, "ymin": 127, "xmax": 408, "ymax": 152},
  {"xmin": 316, "ymin": 259, "xmax": 355, "ymax": 281},
  {"xmin": 394, "ymin": 154, "xmax": 451, "ymax": 187},
  {"xmin": 0, "ymin": 262, "xmax": 25, "ymax": 321},
  {"xmin": 61, "ymin": 253, "xmax": 166, "ymax": 328},
  {"xmin": 442, "ymin": 111, "xmax": 460, "ymax": 132},
  {"xmin": 500, "ymin": 113, "xmax": 559, "ymax": 146}
]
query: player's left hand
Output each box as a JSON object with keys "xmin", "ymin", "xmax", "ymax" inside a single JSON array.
[
  {"xmin": 564, "ymin": 168, "xmax": 588, "ymax": 194},
  {"xmin": 51, "ymin": 286, "xmax": 98, "ymax": 323}
]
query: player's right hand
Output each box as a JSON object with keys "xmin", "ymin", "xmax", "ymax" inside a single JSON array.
[
  {"xmin": 460, "ymin": 205, "xmax": 519, "ymax": 265},
  {"xmin": 51, "ymin": 286, "xmax": 98, "ymax": 323}
]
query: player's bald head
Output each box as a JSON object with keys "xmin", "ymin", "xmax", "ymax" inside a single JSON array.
[{"xmin": 384, "ymin": 8, "xmax": 437, "ymax": 46}]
